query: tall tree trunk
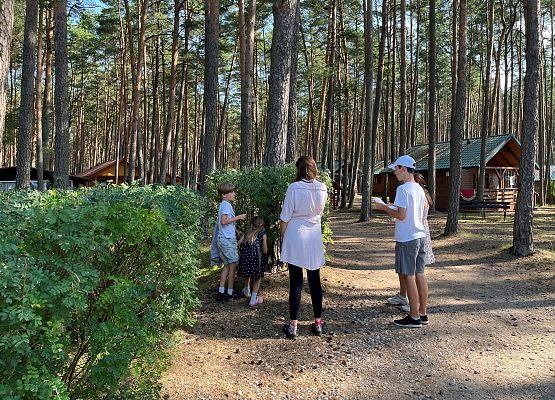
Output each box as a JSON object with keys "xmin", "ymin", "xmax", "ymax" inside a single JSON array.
[
  {"xmin": 338, "ymin": 0, "xmax": 351, "ymax": 209},
  {"xmin": 42, "ymin": 7, "xmax": 53, "ymax": 172},
  {"xmin": 478, "ymin": 0, "xmax": 494, "ymax": 201},
  {"xmin": 0, "ymin": 0, "xmax": 14, "ymax": 145},
  {"xmin": 359, "ymin": 0, "xmax": 374, "ymax": 222},
  {"xmin": 450, "ymin": 0, "xmax": 458, "ymax": 134},
  {"xmin": 159, "ymin": 0, "xmax": 183, "ymax": 184},
  {"xmin": 321, "ymin": 0, "xmax": 336, "ymax": 171},
  {"xmin": 398, "ymin": 0, "xmax": 407, "ymax": 155},
  {"xmin": 347, "ymin": 14, "xmax": 361, "ymax": 209},
  {"xmin": 15, "ymin": 0, "xmax": 38, "ymax": 189},
  {"xmin": 548, "ymin": 2, "xmax": 553, "ymax": 203},
  {"xmin": 428, "ymin": 0, "xmax": 437, "ymax": 211},
  {"xmin": 240, "ymin": 0, "xmax": 256, "ymax": 167},
  {"xmin": 517, "ymin": 12, "xmax": 523, "ymax": 138},
  {"xmin": 512, "ymin": 0, "xmax": 540, "ymax": 256},
  {"xmin": 286, "ymin": 0, "xmax": 300, "ymax": 163},
  {"xmin": 408, "ymin": 4, "xmax": 421, "ymax": 147},
  {"xmin": 149, "ymin": 37, "xmax": 161, "ymax": 184},
  {"xmin": 264, "ymin": 0, "xmax": 298, "ymax": 166},
  {"xmin": 300, "ymin": 22, "xmax": 316, "ymax": 159},
  {"xmin": 389, "ymin": 0, "xmax": 397, "ymax": 161},
  {"xmin": 35, "ymin": 4, "xmax": 45, "ymax": 190},
  {"xmin": 199, "ymin": 0, "xmax": 219, "ymax": 188},
  {"xmin": 181, "ymin": 2, "xmax": 190, "ymax": 187},
  {"xmin": 370, "ymin": 0, "xmax": 387, "ymax": 200},
  {"xmin": 445, "ymin": 0, "xmax": 467, "ymax": 235},
  {"xmin": 53, "ymin": 0, "xmax": 70, "ymax": 188},
  {"xmin": 489, "ymin": 2, "xmax": 508, "ymax": 136},
  {"xmin": 216, "ymin": 42, "xmax": 237, "ymax": 167},
  {"xmin": 538, "ymin": 47, "xmax": 545, "ymax": 206},
  {"xmin": 124, "ymin": 0, "xmax": 147, "ymax": 184}
]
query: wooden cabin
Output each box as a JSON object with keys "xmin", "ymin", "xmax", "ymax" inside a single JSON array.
[
  {"xmin": 317, "ymin": 160, "xmax": 363, "ymax": 206},
  {"xmin": 79, "ymin": 159, "xmax": 180, "ymax": 186},
  {"xmin": 372, "ymin": 134, "xmax": 526, "ymax": 210},
  {"xmin": 0, "ymin": 167, "xmax": 89, "ymax": 191}
]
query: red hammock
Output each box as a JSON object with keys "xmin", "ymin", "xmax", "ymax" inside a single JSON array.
[{"xmin": 460, "ymin": 188, "xmax": 476, "ymax": 201}]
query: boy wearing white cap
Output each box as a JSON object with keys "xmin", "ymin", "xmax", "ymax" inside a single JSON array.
[{"xmin": 374, "ymin": 155, "xmax": 429, "ymax": 328}]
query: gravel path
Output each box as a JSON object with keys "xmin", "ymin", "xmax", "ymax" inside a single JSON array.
[{"xmin": 163, "ymin": 205, "xmax": 555, "ymax": 400}]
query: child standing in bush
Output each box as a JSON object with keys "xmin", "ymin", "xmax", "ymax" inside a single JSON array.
[
  {"xmin": 211, "ymin": 182, "xmax": 246, "ymax": 302},
  {"xmin": 237, "ymin": 216, "xmax": 268, "ymax": 307}
]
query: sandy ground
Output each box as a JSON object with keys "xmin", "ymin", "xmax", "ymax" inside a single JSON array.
[{"xmin": 162, "ymin": 202, "xmax": 555, "ymax": 400}]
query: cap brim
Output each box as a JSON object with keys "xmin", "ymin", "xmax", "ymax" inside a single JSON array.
[{"xmin": 387, "ymin": 163, "xmax": 396, "ymax": 170}]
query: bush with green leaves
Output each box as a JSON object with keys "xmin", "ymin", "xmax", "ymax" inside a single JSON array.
[
  {"xmin": 0, "ymin": 185, "xmax": 205, "ymax": 399},
  {"xmin": 205, "ymin": 164, "xmax": 333, "ymax": 266}
]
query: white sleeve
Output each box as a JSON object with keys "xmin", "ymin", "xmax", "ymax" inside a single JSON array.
[
  {"xmin": 280, "ymin": 185, "xmax": 294, "ymax": 222},
  {"xmin": 394, "ymin": 186, "xmax": 408, "ymax": 209}
]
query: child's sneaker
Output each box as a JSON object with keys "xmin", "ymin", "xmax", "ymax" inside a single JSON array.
[
  {"xmin": 393, "ymin": 315, "xmax": 422, "ymax": 328},
  {"xmin": 387, "ymin": 293, "xmax": 409, "ymax": 305},
  {"xmin": 282, "ymin": 324, "xmax": 298, "ymax": 340},
  {"xmin": 420, "ymin": 314, "xmax": 429, "ymax": 325},
  {"xmin": 311, "ymin": 321, "xmax": 323, "ymax": 337},
  {"xmin": 249, "ymin": 296, "xmax": 263, "ymax": 307},
  {"xmin": 225, "ymin": 293, "xmax": 236, "ymax": 302},
  {"xmin": 215, "ymin": 292, "xmax": 225, "ymax": 302}
]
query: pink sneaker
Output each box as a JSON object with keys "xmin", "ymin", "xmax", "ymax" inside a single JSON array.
[{"xmin": 249, "ymin": 296, "xmax": 263, "ymax": 307}]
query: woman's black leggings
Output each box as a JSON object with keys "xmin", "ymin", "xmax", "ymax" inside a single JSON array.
[{"xmin": 288, "ymin": 264, "xmax": 322, "ymax": 320}]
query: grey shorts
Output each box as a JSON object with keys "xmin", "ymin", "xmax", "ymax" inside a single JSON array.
[
  {"xmin": 216, "ymin": 235, "xmax": 238, "ymax": 265},
  {"xmin": 395, "ymin": 238, "xmax": 426, "ymax": 276}
]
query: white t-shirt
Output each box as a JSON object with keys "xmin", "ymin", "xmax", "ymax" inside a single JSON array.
[
  {"xmin": 393, "ymin": 181, "xmax": 427, "ymax": 242},
  {"xmin": 218, "ymin": 200, "xmax": 236, "ymax": 239}
]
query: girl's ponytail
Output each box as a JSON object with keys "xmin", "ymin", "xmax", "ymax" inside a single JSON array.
[{"xmin": 244, "ymin": 216, "xmax": 265, "ymax": 244}]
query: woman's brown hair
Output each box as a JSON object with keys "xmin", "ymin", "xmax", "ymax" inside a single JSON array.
[
  {"xmin": 295, "ymin": 156, "xmax": 318, "ymax": 182},
  {"xmin": 414, "ymin": 172, "xmax": 432, "ymax": 206},
  {"xmin": 414, "ymin": 173, "xmax": 432, "ymax": 206}
]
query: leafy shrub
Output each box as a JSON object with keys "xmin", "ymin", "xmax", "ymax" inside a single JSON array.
[
  {"xmin": 0, "ymin": 185, "xmax": 205, "ymax": 399},
  {"xmin": 205, "ymin": 165, "xmax": 333, "ymax": 267}
]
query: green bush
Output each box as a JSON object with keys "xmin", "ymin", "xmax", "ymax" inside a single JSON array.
[
  {"xmin": 205, "ymin": 165, "xmax": 333, "ymax": 267},
  {"xmin": 0, "ymin": 185, "xmax": 205, "ymax": 399}
]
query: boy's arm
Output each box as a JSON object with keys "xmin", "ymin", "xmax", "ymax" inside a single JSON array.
[
  {"xmin": 221, "ymin": 213, "xmax": 247, "ymax": 225},
  {"xmin": 374, "ymin": 203, "xmax": 407, "ymax": 220}
]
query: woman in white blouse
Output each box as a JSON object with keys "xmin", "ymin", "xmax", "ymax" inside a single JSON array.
[{"xmin": 280, "ymin": 156, "xmax": 328, "ymax": 339}]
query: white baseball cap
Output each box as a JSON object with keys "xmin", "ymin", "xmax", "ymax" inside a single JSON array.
[{"xmin": 387, "ymin": 155, "xmax": 416, "ymax": 170}]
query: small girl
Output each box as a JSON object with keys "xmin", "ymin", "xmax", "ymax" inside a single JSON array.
[
  {"xmin": 414, "ymin": 173, "xmax": 435, "ymax": 266},
  {"xmin": 237, "ymin": 216, "xmax": 268, "ymax": 307}
]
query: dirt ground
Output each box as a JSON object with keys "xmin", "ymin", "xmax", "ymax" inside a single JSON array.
[{"xmin": 162, "ymin": 201, "xmax": 555, "ymax": 400}]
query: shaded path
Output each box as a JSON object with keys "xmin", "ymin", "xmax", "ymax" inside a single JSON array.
[{"xmin": 163, "ymin": 204, "xmax": 555, "ymax": 400}]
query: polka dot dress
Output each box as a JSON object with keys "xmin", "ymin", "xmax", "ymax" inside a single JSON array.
[{"xmin": 237, "ymin": 231, "xmax": 265, "ymax": 278}]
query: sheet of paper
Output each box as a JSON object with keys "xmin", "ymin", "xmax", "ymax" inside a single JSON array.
[{"xmin": 372, "ymin": 196, "xmax": 398, "ymax": 210}]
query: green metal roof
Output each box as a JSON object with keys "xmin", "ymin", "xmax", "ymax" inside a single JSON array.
[{"xmin": 379, "ymin": 134, "xmax": 517, "ymax": 173}]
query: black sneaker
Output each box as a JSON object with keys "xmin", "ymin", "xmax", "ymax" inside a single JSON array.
[
  {"xmin": 282, "ymin": 324, "xmax": 298, "ymax": 340},
  {"xmin": 225, "ymin": 293, "xmax": 235, "ymax": 302},
  {"xmin": 393, "ymin": 315, "xmax": 422, "ymax": 328},
  {"xmin": 311, "ymin": 322, "xmax": 323, "ymax": 337},
  {"xmin": 420, "ymin": 315, "xmax": 429, "ymax": 325},
  {"xmin": 215, "ymin": 292, "xmax": 225, "ymax": 302}
]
